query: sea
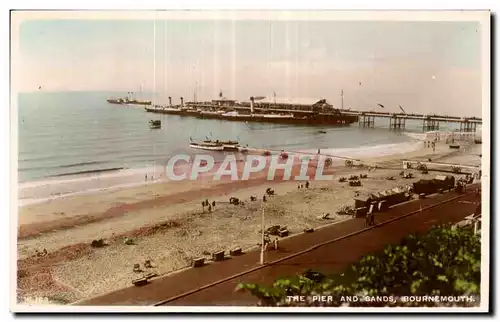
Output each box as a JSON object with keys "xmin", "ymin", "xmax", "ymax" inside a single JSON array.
[{"xmin": 16, "ymin": 91, "xmax": 480, "ymax": 206}]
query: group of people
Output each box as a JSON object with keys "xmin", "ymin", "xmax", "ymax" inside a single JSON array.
[
  {"xmin": 262, "ymin": 233, "xmax": 280, "ymax": 252},
  {"xmin": 201, "ymin": 199, "xmax": 216, "ymax": 212},
  {"xmin": 425, "ymin": 138, "xmax": 438, "ymax": 152},
  {"xmin": 297, "ymin": 181, "xmax": 310, "ymax": 190},
  {"xmin": 35, "ymin": 248, "xmax": 48, "ymax": 257}
]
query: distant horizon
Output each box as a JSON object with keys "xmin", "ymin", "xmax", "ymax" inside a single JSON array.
[
  {"xmin": 16, "ymin": 90, "xmax": 483, "ymax": 118},
  {"xmin": 12, "ymin": 12, "xmax": 487, "ymax": 116}
]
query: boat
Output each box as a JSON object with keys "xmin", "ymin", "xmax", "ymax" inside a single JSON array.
[
  {"xmin": 108, "ymin": 96, "xmax": 152, "ymax": 106},
  {"xmin": 201, "ymin": 138, "xmax": 240, "ymax": 151},
  {"xmin": 189, "ymin": 141, "xmax": 224, "ymax": 151},
  {"xmin": 107, "ymin": 98, "xmax": 127, "ymax": 105},
  {"xmin": 197, "ymin": 110, "xmax": 227, "ymax": 119},
  {"xmin": 149, "ymin": 120, "xmax": 161, "ymax": 129},
  {"xmin": 107, "ymin": 87, "xmax": 152, "ymax": 106}
]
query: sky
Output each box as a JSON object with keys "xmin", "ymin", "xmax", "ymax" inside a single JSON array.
[{"xmin": 14, "ymin": 17, "xmax": 482, "ymax": 116}]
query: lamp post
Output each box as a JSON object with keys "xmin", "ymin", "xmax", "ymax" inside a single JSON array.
[{"xmin": 260, "ymin": 206, "xmax": 265, "ymax": 265}]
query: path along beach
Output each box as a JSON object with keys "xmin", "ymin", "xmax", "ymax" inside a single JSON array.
[{"xmin": 16, "ymin": 131, "xmax": 482, "ymax": 304}]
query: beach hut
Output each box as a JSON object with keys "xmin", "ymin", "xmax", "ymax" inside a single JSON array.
[
  {"xmin": 384, "ymin": 188, "xmax": 409, "ymax": 206},
  {"xmin": 434, "ymin": 175, "xmax": 455, "ymax": 190},
  {"xmin": 413, "ymin": 179, "xmax": 437, "ymax": 195},
  {"xmin": 354, "ymin": 191, "xmax": 377, "ymax": 209}
]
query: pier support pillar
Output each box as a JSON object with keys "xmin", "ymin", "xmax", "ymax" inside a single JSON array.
[
  {"xmin": 422, "ymin": 118, "xmax": 440, "ymax": 132},
  {"xmin": 358, "ymin": 114, "xmax": 375, "ymax": 128},
  {"xmin": 389, "ymin": 116, "xmax": 406, "ymax": 131},
  {"xmin": 459, "ymin": 120, "xmax": 476, "ymax": 133},
  {"xmin": 459, "ymin": 119, "xmax": 476, "ymax": 143}
]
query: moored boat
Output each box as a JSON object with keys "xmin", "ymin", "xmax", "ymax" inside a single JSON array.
[
  {"xmin": 189, "ymin": 141, "xmax": 224, "ymax": 151},
  {"xmin": 144, "ymin": 93, "xmax": 359, "ymax": 125},
  {"xmin": 108, "ymin": 97, "xmax": 152, "ymax": 106},
  {"xmin": 149, "ymin": 120, "xmax": 161, "ymax": 129},
  {"xmin": 203, "ymin": 139, "xmax": 240, "ymax": 151},
  {"xmin": 108, "ymin": 87, "xmax": 152, "ymax": 106}
]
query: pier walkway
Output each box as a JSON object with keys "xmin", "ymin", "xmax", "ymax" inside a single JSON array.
[
  {"xmin": 341, "ymin": 110, "xmax": 482, "ymax": 132},
  {"xmin": 146, "ymin": 104, "xmax": 482, "ymax": 132}
]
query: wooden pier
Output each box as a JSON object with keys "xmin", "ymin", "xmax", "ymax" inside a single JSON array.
[
  {"xmin": 358, "ymin": 113, "xmax": 375, "ymax": 128},
  {"xmin": 147, "ymin": 96, "xmax": 481, "ymax": 132},
  {"xmin": 342, "ymin": 111, "xmax": 481, "ymax": 132},
  {"xmin": 389, "ymin": 115, "xmax": 406, "ymax": 131}
]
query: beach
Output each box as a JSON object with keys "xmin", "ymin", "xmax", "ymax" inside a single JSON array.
[{"xmin": 16, "ymin": 135, "xmax": 482, "ymax": 304}]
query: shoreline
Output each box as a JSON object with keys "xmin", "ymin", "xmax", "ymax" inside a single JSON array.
[
  {"xmin": 16, "ymin": 130, "xmax": 432, "ymax": 207},
  {"xmin": 16, "ymin": 140, "xmax": 482, "ymax": 304},
  {"xmin": 17, "ymin": 140, "xmax": 458, "ymax": 236},
  {"xmin": 18, "ymin": 128, "xmax": 480, "ymax": 207}
]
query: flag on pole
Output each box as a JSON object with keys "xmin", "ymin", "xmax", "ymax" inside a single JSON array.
[{"xmin": 378, "ymin": 103, "xmax": 385, "ymax": 108}]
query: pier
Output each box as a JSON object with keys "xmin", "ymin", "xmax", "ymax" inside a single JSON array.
[
  {"xmin": 146, "ymin": 95, "xmax": 482, "ymax": 132},
  {"xmin": 341, "ymin": 110, "xmax": 481, "ymax": 132}
]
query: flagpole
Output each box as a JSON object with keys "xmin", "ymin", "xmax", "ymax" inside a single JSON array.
[{"xmin": 341, "ymin": 89, "xmax": 344, "ymax": 110}]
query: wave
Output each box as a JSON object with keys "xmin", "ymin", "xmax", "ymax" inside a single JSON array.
[
  {"xmin": 403, "ymin": 130, "xmax": 481, "ymax": 142},
  {"xmin": 18, "ymin": 180, "xmax": 150, "ymax": 207},
  {"xmin": 58, "ymin": 161, "xmax": 106, "ymax": 168},
  {"xmin": 17, "ymin": 141, "xmax": 425, "ymax": 207},
  {"xmin": 51, "ymin": 167, "xmax": 125, "ymax": 177},
  {"xmin": 296, "ymin": 141, "xmax": 422, "ymax": 160}
]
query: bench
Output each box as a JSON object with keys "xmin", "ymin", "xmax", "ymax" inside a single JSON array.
[
  {"xmin": 212, "ymin": 251, "xmax": 225, "ymax": 262},
  {"xmin": 143, "ymin": 272, "xmax": 158, "ymax": 280},
  {"xmin": 132, "ymin": 277, "xmax": 148, "ymax": 287},
  {"xmin": 192, "ymin": 258, "xmax": 205, "ymax": 268},
  {"xmin": 278, "ymin": 229, "xmax": 289, "ymax": 237},
  {"xmin": 229, "ymin": 247, "xmax": 243, "ymax": 256}
]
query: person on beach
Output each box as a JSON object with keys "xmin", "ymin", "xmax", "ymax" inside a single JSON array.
[
  {"xmin": 305, "ymin": 181, "xmax": 310, "ymax": 189},
  {"xmin": 208, "ymin": 204, "xmax": 212, "ymax": 212},
  {"xmin": 212, "ymin": 201, "xmax": 216, "ymax": 208},
  {"xmin": 145, "ymin": 174, "xmax": 148, "ymax": 181}
]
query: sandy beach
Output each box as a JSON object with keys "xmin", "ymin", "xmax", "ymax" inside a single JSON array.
[{"xmin": 16, "ymin": 135, "xmax": 482, "ymax": 304}]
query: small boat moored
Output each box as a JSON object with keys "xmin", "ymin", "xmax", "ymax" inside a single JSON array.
[
  {"xmin": 189, "ymin": 141, "xmax": 224, "ymax": 151},
  {"xmin": 203, "ymin": 138, "xmax": 240, "ymax": 151},
  {"xmin": 189, "ymin": 142, "xmax": 224, "ymax": 151},
  {"xmin": 149, "ymin": 120, "xmax": 162, "ymax": 129}
]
